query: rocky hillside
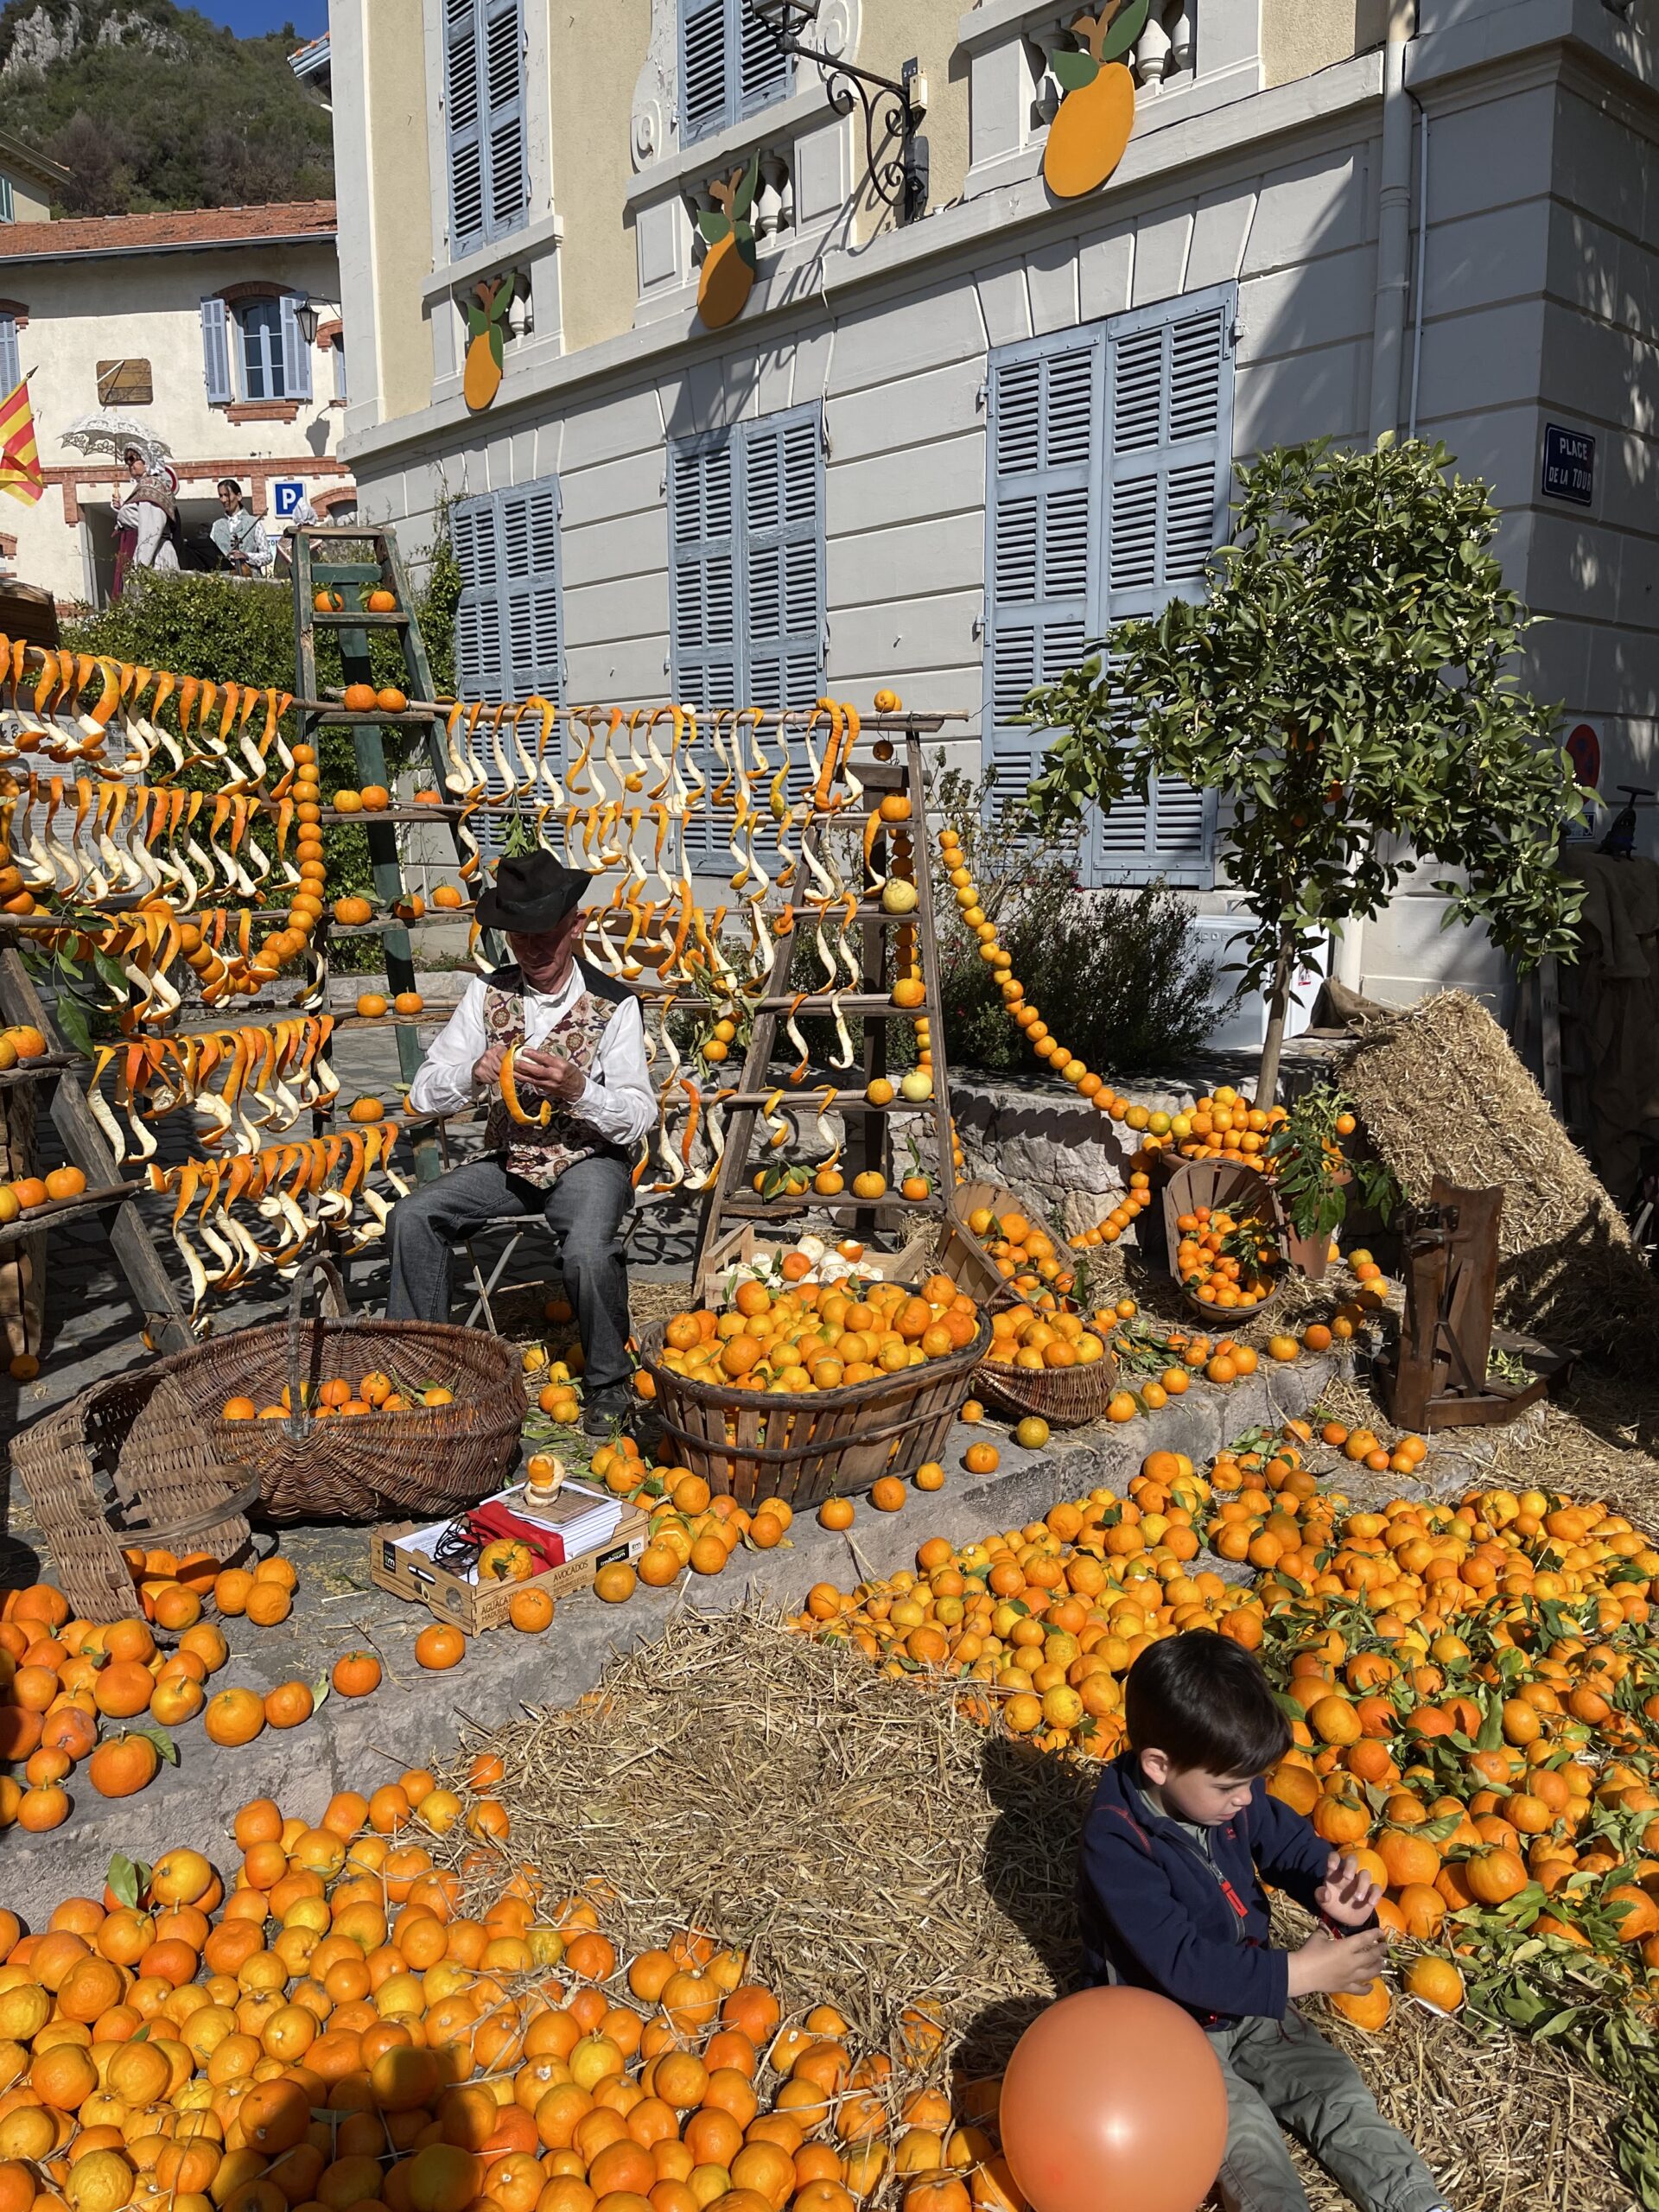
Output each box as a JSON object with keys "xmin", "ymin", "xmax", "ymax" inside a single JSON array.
[{"xmin": 0, "ymin": 0, "xmax": 333, "ymax": 215}]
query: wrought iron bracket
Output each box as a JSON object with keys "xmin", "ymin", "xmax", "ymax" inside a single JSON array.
[{"xmin": 747, "ymin": 4, "xmax": 929, "ymax": 225}]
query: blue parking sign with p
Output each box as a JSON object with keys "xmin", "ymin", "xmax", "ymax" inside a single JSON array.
[{"xmin": 272, "ymin": 480, "xmax": 307, "ymax": 520}]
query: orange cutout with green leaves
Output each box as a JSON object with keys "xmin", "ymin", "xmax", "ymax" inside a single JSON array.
[{"xmin": 1044, "ymin": 0, "xmax": 1148, "ymax": 200}]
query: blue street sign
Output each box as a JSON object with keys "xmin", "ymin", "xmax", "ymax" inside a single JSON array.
[
  {"xmin": 1541, "ymin": 425, "xmax": 1594, "ymax": 506},
  {"xmin": 271, "ymin": 479, "xmax": 308, "ymax": 520}
]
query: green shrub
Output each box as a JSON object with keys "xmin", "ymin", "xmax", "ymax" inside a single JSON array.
[{"xmin": 928, "ymin": 760, "xmax": 1231, "ymax": 1077}]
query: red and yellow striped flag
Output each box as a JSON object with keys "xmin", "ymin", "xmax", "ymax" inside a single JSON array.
[{"xmin": 0, "ymin": 379, "xmax": 43, "ymax": 506}]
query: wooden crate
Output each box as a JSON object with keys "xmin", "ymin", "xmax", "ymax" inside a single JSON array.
[
  {"xmin": 371, "ymin": 1487, "xmax": 650, "ymax": 1632},
  {"xmin": 694, "ymin": 1219, "xmax": 938, "ymax": 1306}
]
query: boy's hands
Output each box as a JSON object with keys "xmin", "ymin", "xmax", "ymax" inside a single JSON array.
[
  {"xmin": 1316, "ymin": 1851, "xmax": 1382, "ymax": 1928},
  {"xmin": 1286, "ymin": 1927, "xmax": 1389, "ymax": 1999}
]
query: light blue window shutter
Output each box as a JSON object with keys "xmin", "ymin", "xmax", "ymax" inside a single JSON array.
[
  {"xmin": 680, "ymin": 0, "xmax": 729, "ymax": 141},
  {"xmin": 501, "ymin": 478, "xmax": 564, "ymax": 704},
  {"xmin": 0, "ymin": 316, "xmax": 20, "ymax": 396},
  {"xmin": 982, "ymin": 331, "xmax": 1103, "ymax": 839},
  {"xmin": 445, "ymin": 0, "xmax": 486, "ymax": 257},
  {"xmin": 670, "ymin": 431, "xmax": 741, "ymax": 869},
  {"xmin": 453, "ymin": 490, "xmax": 506, "ymax": 704},
  {"xmin": 484, "ymin": 0, "xmax": 527, "ymax": 243},
  {"xmin": 744, "ymin": 407, "xmax": 823, "ymax": 716},
  {"xmin": 1096, "ymin": 283, "xmax": 1234, "ymax": 887},
  {"xmin": 278, "ymin": 296, "xmax": 312, "ymax": 404},
  {"xmin": 738, "ymin": 0, "xmax": 790, "ymax": 116},
  {"xmin": 200, "ymin": 297, "xmax": 232, "ymax": 405}
]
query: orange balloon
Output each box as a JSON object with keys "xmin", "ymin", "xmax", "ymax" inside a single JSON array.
[{"xmin": 1000, "ymin": 1990, "xmax": 1227, "ymax": 2212}]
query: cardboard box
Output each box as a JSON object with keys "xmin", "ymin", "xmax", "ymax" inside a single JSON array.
[{"xmin": 371, "ymin": 1484, "xmax": 649, "ymax": 1632}]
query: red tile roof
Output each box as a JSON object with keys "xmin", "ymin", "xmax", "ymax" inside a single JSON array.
[{"xmin": 0, "ymin": 201, "xmax": 336, "ymax": 259}]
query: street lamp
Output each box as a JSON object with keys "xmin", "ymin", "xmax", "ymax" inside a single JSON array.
[
  {"xmin": 745, "ymin": 0, "xmax": 929, "ymax": 225},
  {"xmin": 291, "ymin": 296, "xmax": 321, "ymax": 347}
]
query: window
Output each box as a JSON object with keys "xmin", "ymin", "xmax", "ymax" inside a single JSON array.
[
  {"xmin": 199, "ymin": 295, "xmax": 312, "ymax": 407},
  {"xmin": 331, "ymin": 334, "xmax": 347, "ymax": 404},
  {"xmin": 445, "ymin": 0, "xmax": 528, "ymax": 260},
  {"xmin": 0, "ymin": 314, "xmax": 18, "ymax": 396},
  {"xmin": 982, "ymin": 283, "xmax": 1235, "ymax": 887},
  {"xmin": 452, "ymin": 476, "xmax": 565, "ymax": 844},
  {"xmin": 239, "ymin": 299, "xmax": 283, "ymax": 400},
  {"xmin": 0, "ymin": 178, "xmax": 14, "ymax": 226},
  {"xmin": 670, "ymin": 404, "xmax": 824, "ymax": 868},
  {"xmin": 679, "ymin": 0, "xmax": 791, "ymax": 144}
]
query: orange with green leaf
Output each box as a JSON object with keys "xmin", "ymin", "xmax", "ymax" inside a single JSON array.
[
  {"xmin": 696, "ymin": 156, "xmax": 760, "ymax": 331},
  {"xmin": 463, "ymin": 272, "xmax": 518, "ymax": 412},
  {"xmin": 1044, "ymin": 0, "xmax": 1148, "ymax": 200}
]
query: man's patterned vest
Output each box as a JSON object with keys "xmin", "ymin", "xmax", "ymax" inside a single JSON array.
[{"xmin": 480, "ymin": 962, "xmax": 629, "ymax": 1189}]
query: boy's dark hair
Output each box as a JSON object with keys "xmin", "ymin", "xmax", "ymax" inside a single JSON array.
[{"xmin": 1124, "ymin": 1631, "xmax": 1292, "ymax": 1777}]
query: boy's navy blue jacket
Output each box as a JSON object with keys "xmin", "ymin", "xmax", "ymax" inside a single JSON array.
[{"xmin": 1078, "ymin": 1751, "xmax": 1352, "ymax": 2026}]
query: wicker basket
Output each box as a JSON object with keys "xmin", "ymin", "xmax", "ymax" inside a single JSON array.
[
  {"xmin": 973, "ymin": 1340, "xmax": 1122, "ymax": 1427},
  {"xmin": 146, "ymin": 1257, "xmax": 526, "ymax": 1523},
  {"xmin": 10, "ymin": 1367, "xmax": 258, "ymax": 1622},
  {"xmin": 639, "ymin": 1302, "xmax": 991, "ymax": 1509}
]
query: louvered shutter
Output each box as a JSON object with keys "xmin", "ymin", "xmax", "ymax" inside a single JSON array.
[
  {"xmin": 669, "ymin": 432, "xmax": 741, "ymax": 869},
  {"xmin": 453, "ymin": 490, "xmax": 505, "ymax": 705},
  {"xmin": 745, "ymin": 408, "xmax": 823, "ymax": 716},
  {"xmin": 445, "ymin": 0, "xmax": 486, "ymax": 257},
  {"xmin": 484, "ymin": 0, "xmax": 527, "ymax": 243},
  {"xmin": 982, "ymin": 332, "xmax": 1103, "ymax": 841},
  {"xmin": 200, "ymin": 297, "xmax": 232, "ymax": 405},
  {"xmin": 680, "ymin": 0, "xmax": 728, "ymax": 140},
  {"xmin": 0, "ymin": 316, "xmax": 20, "ymax": 397},
  {"xmin": 501, "ymin": 479, "xmax": 564, "ymax": 702},
  {"xmin": 278, "ymin": 295, "xmax": 312, "ymax": 404},
  {"xmin": 1093, "ymin": 283, "xmax": 1234, "ymax": 886},
  {"xmin": 739, "ymin": 0, "xmax": 790, "ymax": 116}
]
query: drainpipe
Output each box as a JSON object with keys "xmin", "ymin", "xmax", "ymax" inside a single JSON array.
[
  {"xmin": 1338, "ymin": 0, "xmax": 1419, "ymax": 1001},
  {"xmin": 1369, "ymin": 0, "xmax": 1418, "ymax": 444}
]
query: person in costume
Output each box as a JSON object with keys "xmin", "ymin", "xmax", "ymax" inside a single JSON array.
[{"xmin": 391, "ymin": 851, "xmax": 655, "ymax": 1433}]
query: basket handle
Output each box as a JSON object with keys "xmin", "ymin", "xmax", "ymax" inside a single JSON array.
[{"xmin": 283, "ymin": 1255, "xmax": 351, "ymax": 1433}]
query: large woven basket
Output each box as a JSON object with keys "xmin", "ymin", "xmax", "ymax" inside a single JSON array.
[
  {"xmin": 973, "ymin": 1340, "xmax": 1122, "ymax": 1427},
  {"xmin": 147, "ymin": 1258, "xmax": 525, "ymax": 1523},
  {"xmin": 10, "ymin": 1367, "xmax": 258, "ymax": 1622},
  {"xmin": 639, "ymin": 1301, "xmax": 991, "ymax": 1509}
]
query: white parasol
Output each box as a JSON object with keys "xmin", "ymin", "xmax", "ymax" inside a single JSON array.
[{"xmin": 60, "ymin": 413, "xmax": 173, "ymax": 462}]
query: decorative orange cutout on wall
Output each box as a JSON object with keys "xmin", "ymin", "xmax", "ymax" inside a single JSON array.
[
  {"xmin": 1043, "ymin": 0, "xmax": 1148, "ymax": 200},
  {"xmin": 696, "ymin": 155, "xmax": 760, "ymax": 331}
]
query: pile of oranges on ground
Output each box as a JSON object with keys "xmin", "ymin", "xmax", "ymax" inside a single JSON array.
[
  {"xmin": 797, "ymin": 1429, "xmax": 1659, "ymax": 2021},
  {"xmin": 0, "ymin": 1561, "xmax": 383, "ymax": 1833},
  {"xmin": 648, "ymin": 1278, "xmax": 982, "ymax": 1400},
  {"xmin": 0, "ymin": 1787, "xmax": 1019, "ymax": 2212},
  {"xmin": 219, "ymin": 1371, "xmax": 457, "ymax": 1427},
  {"xmin": 1173, "ymin": 1207, "xmax": 1281, "ymax": 1312}
]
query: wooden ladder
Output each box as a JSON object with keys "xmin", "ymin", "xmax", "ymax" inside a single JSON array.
[
  {"xmin": 693, "ymin": 726, "xmax": 957, "ymax": 1280},
  {"xmin": 288, "ymin": 524, "xmax": 483, "ymax": 1185}
]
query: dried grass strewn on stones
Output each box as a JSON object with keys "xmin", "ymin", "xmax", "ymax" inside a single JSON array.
[
  {"xmin": 1340, "ymin": 990, "xmax": 1659, "ymax": 1366},
  {"xmin": 442, "ymin": 1608, "xmax": 1636, "ymax": 2212}
]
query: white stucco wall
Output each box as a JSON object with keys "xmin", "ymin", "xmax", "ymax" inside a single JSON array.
[{"xmin": 1, "ymin": 238, "xmax": 351, "ymax": 605}]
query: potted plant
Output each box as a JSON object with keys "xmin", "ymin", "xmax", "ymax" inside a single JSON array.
[{"xmin": 1264, "ymin": 1083, "xmax": 1397, "ymax": 1280}]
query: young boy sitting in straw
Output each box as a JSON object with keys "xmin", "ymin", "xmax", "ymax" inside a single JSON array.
[{"xmin": 1078, "ymin": 1632, "xmax": 1454, "ymax": 2212}]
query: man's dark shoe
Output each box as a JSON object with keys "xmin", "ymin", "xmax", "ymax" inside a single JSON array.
[{"xmin": 581, "ymin": 1389, "xmax": 631, "ymax": 1438}]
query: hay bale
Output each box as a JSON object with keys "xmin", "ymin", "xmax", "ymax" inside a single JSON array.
[
  {"xmin": 1340, "ymin": 990, "xmax": 1659, "ymax": 1364},
  {"xmin": 439, "ymin": 1607, "xmax": 1637, "ymax": 2212}
]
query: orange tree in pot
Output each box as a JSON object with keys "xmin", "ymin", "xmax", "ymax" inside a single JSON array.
[{"xmin": 1020, "ymin": 438, "xmax": 1591, "ymax": 1105}]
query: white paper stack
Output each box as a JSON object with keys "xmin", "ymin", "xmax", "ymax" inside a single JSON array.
[{"xmin": 501, "ymin": 1478, "xmax": 622, "ymax": 1554}]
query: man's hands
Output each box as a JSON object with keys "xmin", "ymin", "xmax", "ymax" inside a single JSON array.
[
  {"xmin": 1316, "ymin": 1851, "xmax": 1381, "ymax": 1929},
  {"xmin": 474, "ymin": 1041, "xmax": 587, "ymax": 1104},
  {"xmin": 1285, "ymin": 1926, "xmax": 1389, "ymax": 1999}
]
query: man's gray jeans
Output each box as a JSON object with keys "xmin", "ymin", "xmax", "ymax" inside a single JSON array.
[
  {"xmin": 385, "ymin": 1153, "xmax": 633, "ymax": 1393},
  {"xmin": 1209, "ymin": 2009, "xmax": 1447, "ymax": 2212}
]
